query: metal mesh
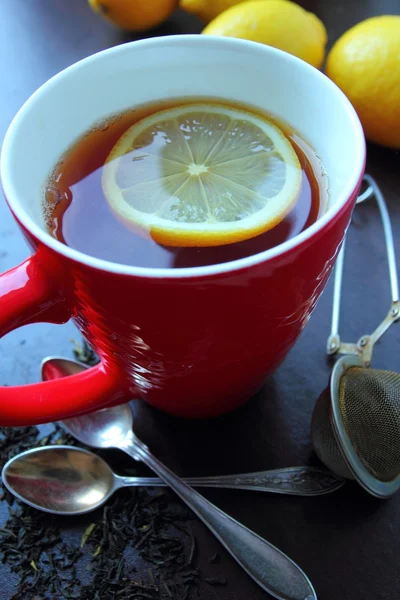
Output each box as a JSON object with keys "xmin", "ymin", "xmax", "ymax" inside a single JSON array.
[
  {"xmin": 311, "ymin": 388, "xmax": 353, "ymax": 479},
  {"xmin": 312, "ymin": 367, "xmax": 400, "ymax": 483},
  {"xmin": 339, "ymin": 367, "xmax": 400, "ymax": 482}
]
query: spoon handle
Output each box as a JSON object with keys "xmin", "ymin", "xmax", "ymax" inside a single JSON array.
[
  {"xmin": 120, "ymin": 435, "xmax": 316, "ymax": 600},
  {"xmin": 118, "ymin": 466, "xmax": 343, "ymax": 496},
  {"xmin": 184, "ymin": 467, "xmax": 343, "ymax": 496}
]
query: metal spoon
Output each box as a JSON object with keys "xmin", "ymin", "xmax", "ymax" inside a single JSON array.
[
  {"xmin": 2, "ymin": 445, "xmax": 342, "ymax": 516},
  {"xmin": 43, "ymin": 357, "xmax": 343, "ymax": 497},
  {"xmin": 41, "ymin": 357, "xmax": 317, "ymax": 600}
]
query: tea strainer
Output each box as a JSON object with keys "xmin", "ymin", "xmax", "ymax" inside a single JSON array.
[{"xmin": 311, "ymin": 174, "xmax": 400, "ymax": 498}]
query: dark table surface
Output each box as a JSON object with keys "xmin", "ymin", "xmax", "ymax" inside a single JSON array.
[{"xmin": 1, "ymin": 1, "xmax": 399, "ymax": 599}]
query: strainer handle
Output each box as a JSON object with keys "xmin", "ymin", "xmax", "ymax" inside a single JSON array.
[
  {"xmin": 327, "ymin": 175, "xmax": 400, "ymax": 363},
  {"xmin": 363, "ymin": 175, "xmax": 399, "ymax": 303}
]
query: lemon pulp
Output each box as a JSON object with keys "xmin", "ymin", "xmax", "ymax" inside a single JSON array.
[{"xmin": 102, "ymin": 103, "xmax": 302, "ymax": 246}]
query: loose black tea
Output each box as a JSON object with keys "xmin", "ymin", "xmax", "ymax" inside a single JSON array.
[{"xmin": 0, "ymin": 341, "xmax": 228, "ymax": 600}]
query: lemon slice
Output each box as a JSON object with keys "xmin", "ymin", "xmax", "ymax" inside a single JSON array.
[{"xmin": 102, "ymin": 103, "xmax": 302, "ymax": 246}]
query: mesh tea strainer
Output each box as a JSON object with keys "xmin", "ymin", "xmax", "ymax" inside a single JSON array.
[{"xmin": 311, "ymin": 174, "xmax": 400, "ymax": 498}]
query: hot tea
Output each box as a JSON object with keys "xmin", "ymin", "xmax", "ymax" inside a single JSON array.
[{"xmin": 43, "ymin": 98, "xmax": 325, "ymax": 269}]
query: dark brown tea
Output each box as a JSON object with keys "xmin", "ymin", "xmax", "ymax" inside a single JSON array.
[{"xmin": 44, "ymin": 98, "xmax": 324, "ymax": 269}]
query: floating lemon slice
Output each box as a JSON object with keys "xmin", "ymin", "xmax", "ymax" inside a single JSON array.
[{"xmin": 102, "ymin": 103, "xmax": 302, "ymax": 246}]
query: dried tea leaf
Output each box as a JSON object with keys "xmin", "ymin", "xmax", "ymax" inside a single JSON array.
[{"xmin": 81, "ymin": 523, "xmax": 96, "ymax": 548}]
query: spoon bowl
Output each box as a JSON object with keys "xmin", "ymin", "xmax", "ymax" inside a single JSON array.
[
  {"xmin": 2, "ymin": 446, "xmax": 116, "ymax": 515},
  {"xmin": 63, "ymin": 403, "xmax": 133, "ymax": 449},
  {"xmin": 42, "ymin": 357, "xmax": 134, "ymax": 448}
]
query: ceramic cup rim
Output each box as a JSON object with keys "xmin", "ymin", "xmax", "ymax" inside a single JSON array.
[{"xmin": 1, "ymin": 35, "xmax": 366, "ymax": 280}]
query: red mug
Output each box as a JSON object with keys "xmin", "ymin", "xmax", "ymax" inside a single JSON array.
[{"xmin": 0, "ymin": 36, "xmax": 365, "ymax": 426}]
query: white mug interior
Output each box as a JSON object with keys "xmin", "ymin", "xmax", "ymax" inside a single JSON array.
[{"xmin": 1, "ymin": 35, "xmax": 365, "ymax": 278}]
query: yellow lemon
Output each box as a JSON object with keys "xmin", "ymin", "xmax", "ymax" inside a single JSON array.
[
  {"xmin": 180, "ymin": 0, "xmax": 257, "ymax": 24},
  {"xmin": 202, "ymin": 0, "xmax": 327, "ymax": 69},
  {"xmin": 102, "ymin": 103, "xmax": 302, "ymax": 247},
  {"xmin": 88, "ymin": 0, "xmax": 178, "ymax": 32},
  {"xmin": 326, "ymin": 16, "xmax": 400, "ymax": 149}
]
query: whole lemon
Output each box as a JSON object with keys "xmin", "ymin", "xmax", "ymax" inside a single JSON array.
[
  {"xmin": 202, "ymin": 0, "xmax": 327, "ymax": 69},
  {"xmin": 88, "ymin": 0, "xmax": 178, "ymax": 32},
  {"xmin": 326, "ymin": 16, "xmax": 400, "ymax": 149},
  {"xmin": 180, "ymin": 0, "xmax": 255, "ymax": 23}
]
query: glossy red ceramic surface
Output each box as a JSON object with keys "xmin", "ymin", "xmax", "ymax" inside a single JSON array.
[
  {"xmin": 0, "ymin": 36, "xmax": 366, "ymax": 425},
  {"xmin": 0, "ymin": 181, "xmax": 361, "ymax": 425}
]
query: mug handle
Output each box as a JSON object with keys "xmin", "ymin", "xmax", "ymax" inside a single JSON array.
[{"xmin": 0, "ymin": 254, "xmax": 130, "ymax": 426}]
